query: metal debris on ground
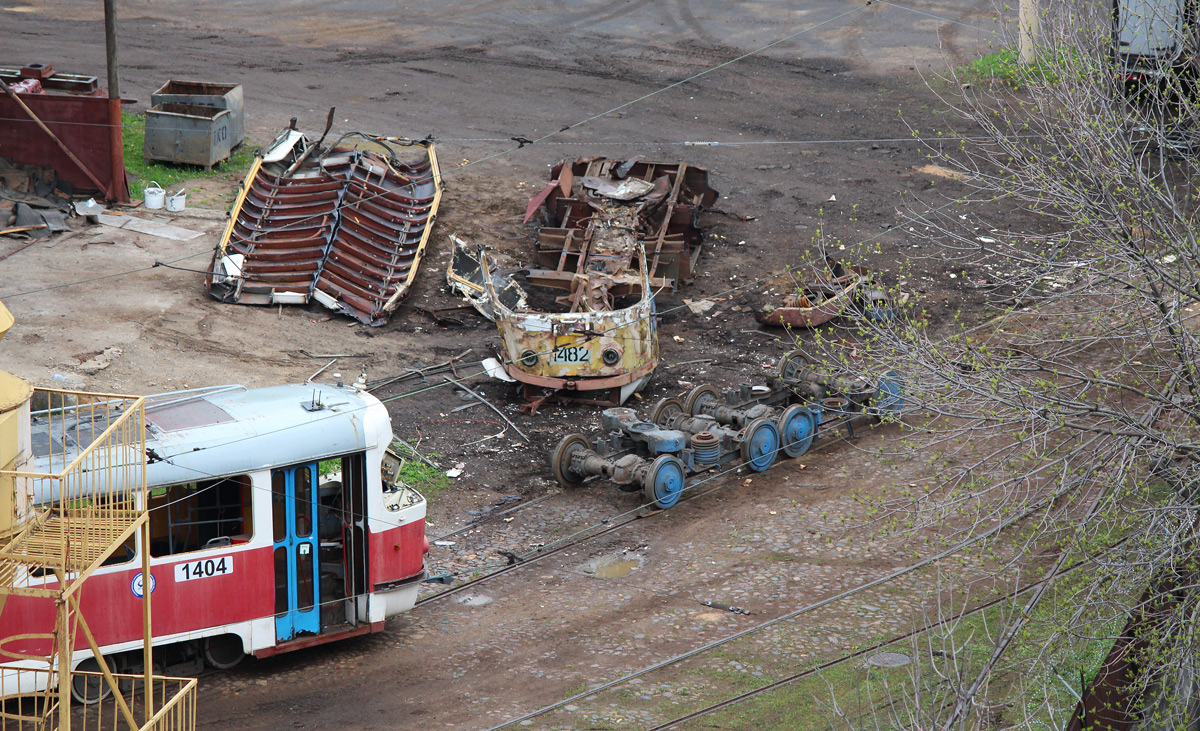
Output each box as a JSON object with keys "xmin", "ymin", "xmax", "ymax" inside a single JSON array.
[
  {"xmin": 549, "ymin": 349, "xmax": 905, "ymax": 509},
  {"xmin": 448, "ymin": 157, "xmax": 717, "ymax": 410},
  {"xmin": 757, "ymin": 258, "xmax": 870, "ymax": 328},
  {"xmin": 207, "ymin": 124, "xmax": 443, "ymax": 326},
  {"xmin": 524, "ymin": 157, "xmax": 718, "ymax": 295}
]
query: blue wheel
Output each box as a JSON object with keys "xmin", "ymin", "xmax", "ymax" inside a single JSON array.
[
  {"xmin": 643, "ymin": 455, "xmax": 686, "ymax": 510},
  {"xmin": 777, "ymin": 405, "xmax": 817, "ymax": 458},
  {"xmin": 739, "ymin": 418, "xmax": 780, "ymax": 472},
  {"xmin": 872, "ymin": 371, "xmax": 905, "ymax": 421}
]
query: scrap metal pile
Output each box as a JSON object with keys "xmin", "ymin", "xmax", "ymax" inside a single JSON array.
[
  {"xmin": 207, "ymin": 128, "xmax": 442, "ymax": 326},
  {"xmin": 449, "ymin": 157, "xmax": 717, "ymax": 409},
  {"xmin": 550, "ymin": 350, "xmax": 904, "ymax": 509}
]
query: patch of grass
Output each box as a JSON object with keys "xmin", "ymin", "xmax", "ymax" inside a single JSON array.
[
  {"xmin": 960, "ymin": 47, "xmax": 1060, "ymax": 89},
  {"xmin": 394, "ymin": 450, "xmax": 450, "ymax": 500},
  {"xmin": 121, "ymin": 110, "xmax": 254, "ymax": 199},
  {"xmin": 564, "ymin": 681, "xmax": 588, "ymax": 699}
]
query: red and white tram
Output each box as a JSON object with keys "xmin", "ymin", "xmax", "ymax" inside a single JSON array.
[{"xmin": 0, "ymin": 381, "xmax": 428, "ymax": 701}]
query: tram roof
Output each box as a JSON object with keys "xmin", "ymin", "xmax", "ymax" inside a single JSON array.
[{"xmin": 31, "ymin": 383, "xmax": 391, "ymax": 490}]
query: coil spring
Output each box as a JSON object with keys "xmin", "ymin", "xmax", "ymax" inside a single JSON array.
[{"xmin": 691, "ymin": 431, "xmax": 720, "ymax": 466}]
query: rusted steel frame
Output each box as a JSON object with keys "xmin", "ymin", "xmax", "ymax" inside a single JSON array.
[
  {"xmin": 242, "ymin": 186, "xmax": 340, "ymax": 204},
  {"xmin": 209, "ymin": 155, "xmax": 264, "ymax": 286},
  {"xmin": 345, "ymin": 182, "xmax": 434, "ymax": 211},
  {"xmin": 230, "ymin": 229, "xmax": 331, "ymax": 247},
  {"xmin": 242, "ymin": 198, "xmax": 340, "ymax": 218},
  {"xmin": 321, "ymin": 257, "xmax": 393, "ymax": 296},
  {"xmin": 251, "ymin": 177, "xmax": 344, "ymax": 194},
  {"xmin": 337, "ymin": 217, "xmax": 421, "ymax": 248},
  {"xmin": 646, "ymin": 163, "xmax": 686, "ymax": 279},
  {"xmin": 231, "ymin": 249, "xmax": 326, "ymax": 264},
  {"xmin": 0, "ymin": 77, "xmax": 113, "ymax": 197},
  {"xmin": 316, "ymin": 277, "xmax": 385, "ymax": 321},
  {"xmin": 524, "ymin": 270, "xmax": 674, "ymax": 293},
  {"xmin": 329, "ymin": 239, "xmax": 416, "ymax": 273},
  {"xmin": 342, "ymin": 201, "xmax": 428, "ymax": 231},
  {"xmin": 348, "ymin": 170, "xmax": 433, "ymax": 199},
  {"xmin": 325, "ymin": 249, "xmax": 398, "ymax": 285},
  {"xmin": 381, "ymin": 143, "xmax": 442, "ymax": 315},
  {"xmin": 343, "ymin": 192, "xmax": 432, "ymax": 221}
]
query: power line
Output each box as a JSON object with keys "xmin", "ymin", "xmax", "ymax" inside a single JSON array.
[{"xmin": 479, "ymin": 476, "xmax": 1091, "ymax": 731}]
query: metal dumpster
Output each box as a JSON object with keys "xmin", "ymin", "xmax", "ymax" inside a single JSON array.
[
  {"xmin": 144, "ymin": 102, "xmax": 234, "ymax": 168},
  {"xmin": 151, "ymin": 80, "xmax": 244, "ymax": 148}
]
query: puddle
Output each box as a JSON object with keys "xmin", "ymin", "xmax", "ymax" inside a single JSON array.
[
  {"xmin": 453, "ymin": 593, "xmax": 493, "ymax": 607},
  {"xmin": 582, "ymin": 553, "xmax": 643, "ymax": 579}
]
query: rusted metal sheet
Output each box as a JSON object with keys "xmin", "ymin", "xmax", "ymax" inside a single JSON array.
[
  {"xmin": 527, "ymin": 157, "xmax": 718, "ymax": 295},
  {"xmin": 449, "ymin": 156, "xmax": 714, "ymax": 407},
  {"xmin": 450, "ymin": 242, "xmax": 659, "ymax": 407},
  {"xmin": 207, "ymin": 132, "xmax": 442, "ymax": 326},
  {"xmin": 0, "ymin": 66, "xmax": 128, "ymax": 200},
  {"xmin": 757, "ymin": 260, "xmax": 869, "ymax": 328}
]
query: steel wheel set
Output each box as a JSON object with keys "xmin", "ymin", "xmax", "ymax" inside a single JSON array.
[{"xmin": 551, "ymin": 350, "xmax": 905, "ymax": 509}]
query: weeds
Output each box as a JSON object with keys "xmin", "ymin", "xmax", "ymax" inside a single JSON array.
[{"xmin": 121, "ymin": 110, "xmax": 254, "ymax": 199}]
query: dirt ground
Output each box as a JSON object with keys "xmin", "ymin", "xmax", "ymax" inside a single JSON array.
[{"xmin": 1, "ymin": 1, "xmax": 1043, "ymax": 728}]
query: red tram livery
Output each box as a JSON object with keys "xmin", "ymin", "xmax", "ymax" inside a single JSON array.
[{"xmin": 0, "ymin": 382, "xmax": 428, "ymax": 701}]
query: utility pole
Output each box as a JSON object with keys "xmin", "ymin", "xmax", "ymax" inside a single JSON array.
[
  {"xmin": 103, "ymin": 0, "xmax": 129, "ymax": 201},
  {"xmin": 1019, "ymin": 0, "xmax": 1039, "ymax": 64}
]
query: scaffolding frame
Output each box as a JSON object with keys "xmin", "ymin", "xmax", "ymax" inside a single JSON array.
[{"xmin": 0, "ymin": 388, "xmax": 195, "ymax": 731}]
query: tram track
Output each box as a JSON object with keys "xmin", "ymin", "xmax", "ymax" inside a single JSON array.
[{"xmin": 415, "ymin": 413, "xmax": 879, "ymax": 607}]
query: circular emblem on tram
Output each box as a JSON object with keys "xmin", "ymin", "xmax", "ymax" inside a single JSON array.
[{"xmin": 131, "ymin": 571, "xmax": 156, "ymax": 598}]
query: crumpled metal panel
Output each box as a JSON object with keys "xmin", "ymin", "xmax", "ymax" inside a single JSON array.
[
  {"xmin": 458, "ymin": 243, "xmax": 659, "ymax": 404},
  {"xmin": 527, "ymin": 157, "xmax": 718, "ymax": 295},
  {"xmin": 207, "ymin": 139, "xmax": 442, "ymax": 326}
]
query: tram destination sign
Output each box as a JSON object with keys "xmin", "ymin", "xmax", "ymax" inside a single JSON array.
[{"xmin": 174, "ymin": 555, "xmax": 234, "ymax": 582}]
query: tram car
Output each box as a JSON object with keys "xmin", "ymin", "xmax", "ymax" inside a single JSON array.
[{"xmin": 0, "ymin": 381, "xmax": 428, "ymax": 702}]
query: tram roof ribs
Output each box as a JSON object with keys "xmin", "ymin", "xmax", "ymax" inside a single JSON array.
[{"xmin": 206, "ymin": 128, "xmax": 443, "ymax": 326}]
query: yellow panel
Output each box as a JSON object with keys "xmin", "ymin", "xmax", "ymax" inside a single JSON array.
[{"xmin": 0, "ymin": 300, "xmax": 12, "ymax": 343}]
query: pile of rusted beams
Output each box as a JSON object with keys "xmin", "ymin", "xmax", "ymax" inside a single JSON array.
[
  {"xmin": 526, "ymin": 157, "xmax": 718, "ymax": 296},
  {"xmin": 207, "ymin": 141, "xmax": 441, "ymax": 326}
]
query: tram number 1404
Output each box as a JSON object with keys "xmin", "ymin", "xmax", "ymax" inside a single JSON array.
[{"xmin": 174, "ymin": 555, "xmax": 234, "ymax": 582}]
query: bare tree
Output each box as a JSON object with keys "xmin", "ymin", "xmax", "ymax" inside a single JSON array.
[{"xmin": 805, "ymin": 0, "xmax": 1200, "ymax": 727}]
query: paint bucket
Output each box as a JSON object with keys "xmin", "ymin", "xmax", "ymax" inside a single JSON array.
[
  {"xmin": 144, "ymin": 182, "xmax": 165, "ymax": 210},
  {"xmin": 166, "ymin": 190, "xmax": 186, "ymax": 212}
]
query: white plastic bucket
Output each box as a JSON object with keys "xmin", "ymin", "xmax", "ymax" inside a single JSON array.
[
  {"xmin": 166, "ymin": 190, "xmax": 186, "ymax": 212},
  {"xmin": 144, "ymin": 182, "xmax": 165, "ymax": 209}
]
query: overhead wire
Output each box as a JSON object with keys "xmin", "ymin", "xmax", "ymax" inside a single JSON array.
[
  {"xmin": 478, "ymin": 475, "xmax": 1098, "ymax": 731},
  {"xmin": 3, "ymin": 1, "xmax": 875, "ymax": 304}
]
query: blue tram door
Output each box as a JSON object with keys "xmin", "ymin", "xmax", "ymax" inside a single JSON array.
[{"xmin": 272, "ymin": 463, "xmax": 320, "ymax": 641}]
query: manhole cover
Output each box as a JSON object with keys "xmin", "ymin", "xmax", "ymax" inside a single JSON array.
[{"xmin": 866, "ymin": 651, "xmax": 912, "ymax": 668}]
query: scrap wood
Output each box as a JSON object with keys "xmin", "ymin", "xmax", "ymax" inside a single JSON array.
[
  {"xmin": 443, "ymin": 375, "xmax": 530, "ymax": 442},
  {"xmin": 0, "ymin": 237, "xmax": 40, "ymax": 262},
  {"xmin": 0, "ymin": 223, "xmax": 47, "ymax": 236}
]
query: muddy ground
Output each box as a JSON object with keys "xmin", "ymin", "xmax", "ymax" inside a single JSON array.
[{"xmin": 2, "ymin": 1, "xmax": 1046, "ymax": 728}]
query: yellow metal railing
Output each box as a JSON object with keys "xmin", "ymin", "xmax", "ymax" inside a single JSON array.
[
  {"xmin": 0, "ymin": 389, "xmax": 147, "ymax": 592},
  {"xmin": 0, "ymin": 669, "xmax": 196, "ymax": 731}
]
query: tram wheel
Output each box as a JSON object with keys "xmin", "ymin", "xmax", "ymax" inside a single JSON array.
[
  {"xmin": 740, "ymin": 418, "xmax": 781, "ymax": 473},
  {"xmin": 642, "ymin": 455, "xmax": 686, "ymax": 510},
  {"xmin": 551, "ymin": 434, "xmax": 592, "ymax": 488},
  {"xmin": 70, "ymin": 658, "xmax": 112, "ymax": 705},
  {"xmin": 203, "ymin": 634, "xmax": 245, "ymax": 670},
  {"xmin": 871, "ymin": 371, "xmax": 905, "ymax": 421},
  {"xmin": 777, "ymin": 405, "xmax": 817, "ymax": 458},
  {"xmin": 683, "ymin": 385, "xmax": 720, "ymax": 416},
  {"xmin": 778, "ymin": 349, "xmax": 810, "ymax": 381},
  {"xmin": 648, "ymin": 397, "xmax": 685, "ymax": 426}
]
